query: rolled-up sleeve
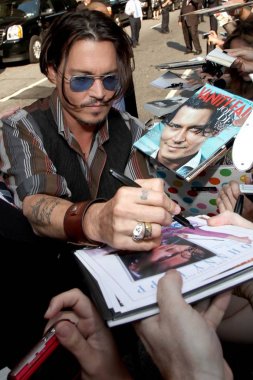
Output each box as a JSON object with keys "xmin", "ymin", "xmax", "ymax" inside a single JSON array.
[{"xmin": 1, "ymin": 110, "xmax": 71, "ymax": 207}]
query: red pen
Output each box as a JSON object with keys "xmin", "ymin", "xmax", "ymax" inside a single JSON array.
[{"xmin": 8, "ymin": 325, "xmax": 59, "ymax": 380}]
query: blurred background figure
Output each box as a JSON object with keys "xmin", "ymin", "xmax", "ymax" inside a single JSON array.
[
  {"xmin": 159, "ymin": 0, "xmax": 172, "ymax": 33},
  {"xmin": 204, "ymin": 0, "xmax": 218, "ymax": 33},
  {"xmin": 152, "ymin": 0, "xmax": 160, "ymax": 19},
  {"xmin": 88, "ymin": 1, "xmax": 110, "ymax": 14},
  {"xmin": 125, "ymin": 0, "xmax": 143, "ymax": 47},
  {"xmin": 179, "ymin": 0, "xmax": 202, "ymax": 55},
  {"xmin": 76, "ymin": 0, "xmax": 91, "ymax": 10}
]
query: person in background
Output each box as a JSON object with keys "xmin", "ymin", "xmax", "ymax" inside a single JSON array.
[
  {"xmin": 125, "ymin": 0, "xmax": 143, "ymax": 47},
  {"xmin": 152, "ymin": 0, "xmax": 160, "ymax": 19},
  {"xmin": 204, "ymin": 0, "xmax": 218, "ymax": 33},
  {"xmin": 179, "ymin": 0, "xmax": 202, "ymax": 55},
  {"xmin": 159, "ymin": 0, "xmax": 172, "ymax": 33},
  {"xmin": 87, "ymin": 1, "xmax": 110, "ymax": 14},
  {"xmin": 76, "ymin": 0, "xmax": 91, "ymax": 11}
]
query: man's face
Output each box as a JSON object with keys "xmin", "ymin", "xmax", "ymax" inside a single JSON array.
[
  {"xmin": 53, "ymin": 39, "xmax": 118, "ymax": 128},
  {"xmin": 150, "ymin": 243, "xmax": 193, "ymax": 262},
  {"xmin": 159, "ymin": 105, "xmax": 214, "ymax": 165}
]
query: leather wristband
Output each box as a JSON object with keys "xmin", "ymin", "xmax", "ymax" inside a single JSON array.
[{"xmin": 63, "ymin": 198, "xmax": 106, "ymax": 246}]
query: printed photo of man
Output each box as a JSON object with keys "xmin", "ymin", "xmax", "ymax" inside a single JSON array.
[
  {"xmin": 156, "ymin": 97, "xmax": 230, "ymax": 177},
  {"xmin": 119, "ymin": 236, "xmax": 215, "ymax": 280}
]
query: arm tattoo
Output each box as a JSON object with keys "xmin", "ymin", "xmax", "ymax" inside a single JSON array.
[{"xmin": 31, "ymin": 197, "xmax": 61, "ymax": 226}]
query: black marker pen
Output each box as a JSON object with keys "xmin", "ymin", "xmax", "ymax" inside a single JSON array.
[{"xmin": 233, "ymin": 194, "xmax": 244, "ymax": 215}]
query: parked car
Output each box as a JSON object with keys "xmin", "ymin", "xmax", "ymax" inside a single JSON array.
[
  {"xmin": 0, "ymin": 0, "xmax": 77, "ymax": 64},
  {"xmin": 105, "ymin": 0, "xmax": 129, "ymax": 26},
  {"xmin": 140, "ymin": 0, "xmax": 153, "ymax": 19}
]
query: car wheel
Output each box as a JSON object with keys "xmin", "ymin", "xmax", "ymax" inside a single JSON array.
[{"xmin": 29, "ymin": 35, "xmax": 42, "ymax": 63}]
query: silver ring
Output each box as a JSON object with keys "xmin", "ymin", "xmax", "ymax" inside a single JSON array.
[
  {"xmin": 132, "ymin": 222, "xmax": 145, "ymax": 241},
  {"xmin": 144, "ymin": 222, "xmax": 152, "ymax": 239}
]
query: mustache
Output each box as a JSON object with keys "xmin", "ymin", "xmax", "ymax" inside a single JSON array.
[{"xmin": 79, "ymin": 97, "xmax": 114, "ymax": 108}]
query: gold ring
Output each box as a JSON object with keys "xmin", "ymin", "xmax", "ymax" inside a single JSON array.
[
  {"xmin": 132, "ymin": 222, "xmax": 145, "ymax": 241},
  {"xmin": 144, "ymin": 222, "xmax": 152, "ymax": 239}
]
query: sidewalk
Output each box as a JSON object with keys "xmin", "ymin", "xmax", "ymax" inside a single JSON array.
[{"xmin": 127, "ymin": 12, "xmax": 218, "ymax": 122}]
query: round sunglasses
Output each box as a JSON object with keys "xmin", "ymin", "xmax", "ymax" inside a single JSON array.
[{"xmin": 65, "ymin": 74, "xmax": 120, "ymax": 92}]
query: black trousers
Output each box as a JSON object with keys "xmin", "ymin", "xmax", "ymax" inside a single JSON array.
[
  {"xmin": 182, "ymin": 20, "xmax": 201, "ymax": 52},
  {"xmin": 129, "ymin": 16, "xmax": 141, "ymax": 46},
  {"xmin": 161, "ymin": 8, "xmax": 170, "ymax": 32},
  {"xmin": 209, "ymin": 14, "xmax": 218, "ymax": 32}
]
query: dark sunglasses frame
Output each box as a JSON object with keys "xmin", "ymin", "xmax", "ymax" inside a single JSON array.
[{"xmin": 65, "ymin": 73, "xmax": 120, "ymax": 92}]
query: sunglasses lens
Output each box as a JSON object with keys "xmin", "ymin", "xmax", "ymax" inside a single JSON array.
[
  {"xmin": 70, "ymin": 77, "xmax": 94, "ymax": 92},
  {"xmin": 69, "ymin": 75, "xmax": 119, "ymax": 92},
  {"xmin": 103, "ymin": 75, "xmax": 119, "ymax": 91}
]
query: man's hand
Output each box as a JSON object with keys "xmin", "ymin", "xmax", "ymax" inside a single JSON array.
[
  {"xmin": 216, "ymin": 181, "xmax": 253, "ymax": 222},
  {"xmin": 83, "ymin": 178, "xmax": 181, "ymax": 250},
  {"xmin": 134, "ymin": 270, "xmax": 232, "ymax": 380},
  {"xmin": 45, "ymin": 289, "xmax": 132, "ymax": 380},
  {"xmin": 227, "ymin": 47, "xmax": 253, "ymax": 73}
]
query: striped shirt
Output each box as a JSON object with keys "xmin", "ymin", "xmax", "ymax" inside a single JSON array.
[{"xmin": 0, "ymin": 90, "xmax": 150, "ymax": 208}]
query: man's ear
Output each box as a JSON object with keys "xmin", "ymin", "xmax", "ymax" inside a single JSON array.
[{"xmin": 47, "ymin": 64, "xmax": 57, "ymax": 85}]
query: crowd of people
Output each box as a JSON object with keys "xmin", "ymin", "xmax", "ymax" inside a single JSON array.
[{"xmin": 1, "ymin": 0, "xmax": 253, "ymax": 379}]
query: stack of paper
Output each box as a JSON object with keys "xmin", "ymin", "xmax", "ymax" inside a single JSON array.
[{"xmin": 74, "ymin": 216, "xmax": 253, "ymax": 326}]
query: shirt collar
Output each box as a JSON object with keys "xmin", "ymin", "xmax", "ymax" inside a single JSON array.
[{"xmin": 178, "ymin": 149, "xmax": 202, "ymax": 172}]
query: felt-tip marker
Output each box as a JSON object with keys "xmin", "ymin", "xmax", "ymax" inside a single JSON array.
[
  {"xmin": 233, "ymin": 194, "xmax": 244, "ymax": 215},
  {"xmin": 109, "ymin": 168, "xmax": 195, "ymax": 229}
]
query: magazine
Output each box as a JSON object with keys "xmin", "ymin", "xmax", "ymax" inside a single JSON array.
[
  {"xmin": 134, "ymin": 84, "xmax": 253, "ymax": 182},
  {"xmin": 155, "ymin": 56, "xmax": 205, "ymax": 70},
  {"xmin": 144, "ymin": 96, "xmax": 188, "ymax": 117},
  {"xmin": 74, "ymin": 216, "xmax": 253, "ymax": 326},
  {"xmin": 150, "ymin": 70, "xmax": 201, "ymax": 91}
]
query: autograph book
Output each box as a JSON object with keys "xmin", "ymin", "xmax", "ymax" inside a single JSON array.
[
  {"xmin": 206, "ymin": 48, "xmax": 236, "ymax": 68},
  {"xmin": 74, "ymin": 216, "xmax": 253, "ymax": 327},
  {"xmin": 134, "ymin": 84, "xmax": 253, "ymax": 182}
]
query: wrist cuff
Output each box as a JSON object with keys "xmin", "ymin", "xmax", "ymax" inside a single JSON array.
[{"xmin": 63, "ymin": 198, "xmax": 106, "ymax": 246}]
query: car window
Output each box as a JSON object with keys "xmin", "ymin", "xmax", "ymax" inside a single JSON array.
[
  {"xmin": 41, "ymin": 0, "xmax": 55, "ymax": 13},
  {"xmin": 50, "ymin": 0, "xmax": 67, "ymax": 12},
  {"xmin": 0, "ymin": 0, "xmax": 39, "ymax": 19}
]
